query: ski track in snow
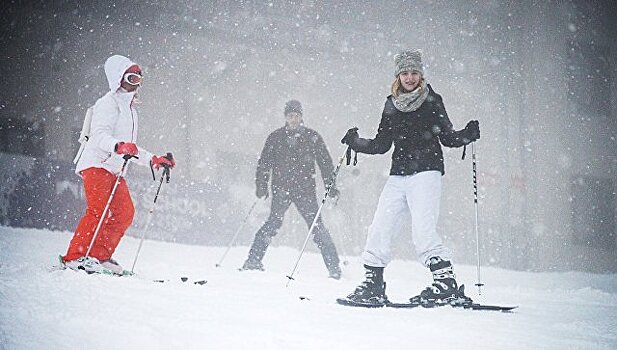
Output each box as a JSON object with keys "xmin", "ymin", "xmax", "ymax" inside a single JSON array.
[{"xmin": 1, "ymin": 226, "xmax": 616, "ymax": 349}]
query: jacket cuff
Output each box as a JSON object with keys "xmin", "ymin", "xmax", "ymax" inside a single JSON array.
[
  {"xmin": 135, "ymin": 147, "xmax": 154, "ymax": 167},
  {"xmin": 105, "ymin": 138, "xmax": 120, "ymax": 153}
]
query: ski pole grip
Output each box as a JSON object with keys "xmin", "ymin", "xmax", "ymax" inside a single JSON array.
[
  {"xmin": 163, "ymin": 152, "xmax": 173, "ymax": 183},
  {"xmin": 123, "ymin": 154, "xmax": 138, "ymax": 161},
  {"xmin": 158, "ymin": 153, "xmax": 174, "ymax": 170}
]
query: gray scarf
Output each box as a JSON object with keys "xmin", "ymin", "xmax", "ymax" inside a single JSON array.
[{"xmin": 392, "ymin": 80, "xmax": 429, "ymax": 112}]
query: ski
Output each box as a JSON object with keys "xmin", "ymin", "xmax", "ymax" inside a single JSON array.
[
  {"xmin": 336, "ymin": 297, "xmax": 517, "ymax": 312},
  {"xmin": 53, "ymin": 255, "xmax": 131, "ymax": 277},
  {"xmin": 54, "ymin": 262, "xmax": 132, "ymax": 277},
  {"xmin": 335, "ymin": 297, "xmax": 388, "ymax": 308},
  {"xmin": 55, "ymin": 267, "xmax": 206, "ymax": 285},
  {"xmin": 385, "ymin": 302, "xmax": 423, "ymax": 309},
  {"xmin": 386, "ymin": 301, "xmax": 517, "ymax": 312},
  {"xmin": 153, "ymin": 277, "xmax": 207, "ymax": 285},
  {"xmin": 53, "ymin": 256, "xmax": 206, "ymax": 284},
  {"xmin": 462, "ymin": 303, "xmax": 517, "ymax": 312}
]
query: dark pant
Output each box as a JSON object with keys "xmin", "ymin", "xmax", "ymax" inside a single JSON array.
[{"xmin": 247, "ymin": 187, "xmax": 340, "ymax": 273}]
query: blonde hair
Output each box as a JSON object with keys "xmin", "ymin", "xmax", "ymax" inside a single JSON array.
[{"xmin": 391, "ymin": 76, "xmax": 424, "ymax": 97}]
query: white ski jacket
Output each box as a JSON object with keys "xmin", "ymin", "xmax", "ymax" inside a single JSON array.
[{"xmin": 75, "ymin": 55, "xmax": 153, "ymax": 176}]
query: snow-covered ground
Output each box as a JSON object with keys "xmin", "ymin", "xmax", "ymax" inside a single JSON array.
[{"xmin": 1, "ymin": 226, "xmax": 616, "ymax": 349}]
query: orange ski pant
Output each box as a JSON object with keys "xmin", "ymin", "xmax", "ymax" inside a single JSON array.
[{"xmin": 64, "ymin": 167, "xmax": 135, "ymax": 262}]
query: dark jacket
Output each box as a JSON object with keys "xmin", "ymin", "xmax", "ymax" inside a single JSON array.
[
  {"xmin": 256, "ymin": 125, "xmax": 335, "ymax": 192},
  {"xmin": 351, "ymin": 84, "xmax": 470, "ymax": 176}
]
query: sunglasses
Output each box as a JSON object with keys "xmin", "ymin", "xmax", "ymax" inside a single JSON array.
[{"xmin": 123, "ymin": 72, "xmax": 143, "ymax": 86}]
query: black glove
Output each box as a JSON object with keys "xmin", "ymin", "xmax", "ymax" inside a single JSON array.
[
  {"xmin": 256, "ymin": 183, "xmax": 269, "ymax": 199},
  {"xmin": 341, "ymin": 127, "xmax": 359, "ymax": 146},
  {"xmin": 463, "ymin": 120, "xmax": 480, "ymax": 142},
  {"xmin": 328, "ymin": 186, "xmax": 340, "ymax": 199}
]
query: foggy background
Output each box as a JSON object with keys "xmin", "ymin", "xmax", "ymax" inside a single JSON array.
[{"xmin": 1, "ymin": 0, "xmax": 616, "ymax": 272}]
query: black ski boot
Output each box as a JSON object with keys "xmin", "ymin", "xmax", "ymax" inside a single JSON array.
[
  {"xmin": 409, "ymin": 257, "xmax": 472, "ymax": 307},
  {"xmin": 337, "ymin": 265, "xmax": 388, "ymax": 307}
]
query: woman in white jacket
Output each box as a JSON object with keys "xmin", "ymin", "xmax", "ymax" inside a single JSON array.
[{"xmin": 63, "ymin": 55, "xmax": 174, "ymax": 274}]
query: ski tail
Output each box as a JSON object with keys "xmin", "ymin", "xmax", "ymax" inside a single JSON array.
[{"xmin": 336, "ymin": 297, "xmax": 388, "ymax": 308}]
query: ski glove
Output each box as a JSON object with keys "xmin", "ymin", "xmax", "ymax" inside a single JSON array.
[
  {"xmin": 463, "ymin": 120, "xmax": 480, "ymax": 143},
  {"xmin": 115, "ymin": 142, "xmax": 139, "ymax": 156},
  {"xmin": 256, "ymin": 183, "xmax": 269, "ymax": 199},
  {"xmin": 151, "ymin": 154, "xmax": 176, "ymax": 170},
  {"xmin": 340, "ymin": 127, "xmax": 359, "ymax": 146}
]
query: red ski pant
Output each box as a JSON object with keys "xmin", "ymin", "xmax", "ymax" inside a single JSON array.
[{"xmin": 64, "ymin": 167, "xmax": 134, "ymax": 262}]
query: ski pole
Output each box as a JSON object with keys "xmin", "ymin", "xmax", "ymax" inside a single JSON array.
[
  {"xmin": 85, "ymin": 154, "xmax": 134, "ymax": 258},
  {"xmin": 286, "ymin": 147, "xmax": 349, "ymax": 286},
  {"xmin": 471, "ymin": 142, "xmax": 485, "ymax": 294},
  {"xmin": 215, "ymin": 198, "xmax": 260, "ymax": 268},
  {"xmin": 130, "ymin": 153, "xmax": 173, "ymax": 273}
]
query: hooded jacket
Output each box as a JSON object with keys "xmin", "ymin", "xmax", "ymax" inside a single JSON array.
[{"xmin": 75, "ymin": 55, "xmax": 153, "ymax": 176}]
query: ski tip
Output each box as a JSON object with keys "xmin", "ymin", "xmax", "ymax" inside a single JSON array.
[
  {"xmin": 299, "ymin": 296, "xmax": 311, "ymax": 301},
  {"xmin": 49, "ymin": 254, "xmax": 67, "ymax": 272},
  {"xmin": 465, "ymin": 304, "xmax": 518, "ymax": 312},
  {"xmin": 497, "ymin": 305, "xmax": 518, "ymax": 311},
  {"xmin": 193, "ymin": 280, "xmax": 207, "ymax": 285}
]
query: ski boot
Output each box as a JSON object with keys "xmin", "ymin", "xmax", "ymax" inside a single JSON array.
[
  {"xmin": 63, "ymin": 256, "xmax": 112, "ymax": 275},
  {"xmin": 337, "ymin": 265, "xmax": 388, "ymax": 307},
  {"xmin": 100, "ymin": 258, "xmax": 125, "ymax": 275},
  {"xmin": 409, "ymin": 257, "xmax": 472, "ymax": 307},
  {"xmin": 328, "ymin": 265, "xmax": 342, "ymax": 280},
  {"xmin": 240, "ymin": 259, "xmax": 265, "ymax": 271}
]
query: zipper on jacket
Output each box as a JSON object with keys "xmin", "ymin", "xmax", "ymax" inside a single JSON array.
[{"xmin": 130, "ymin": 97, "xmax": 136, "ymax": 142}]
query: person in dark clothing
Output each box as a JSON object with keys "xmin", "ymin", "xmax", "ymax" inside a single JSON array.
[
  {"xmin": 338, "ymin": 49, "xmax": 480, "ymax": 307},
  {"xmin": 241, "ymin": 100, "xmax": 342, "ymax": 279}
]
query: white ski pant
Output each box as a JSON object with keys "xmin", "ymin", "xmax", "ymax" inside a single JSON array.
[{"xmin": 362, "ymin": 171, "xmax": 452, "ymax": 268}]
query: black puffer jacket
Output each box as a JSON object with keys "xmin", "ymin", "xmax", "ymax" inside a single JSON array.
[
  {"xmin": 256, "ymin": 125, "xmax": 335, "ymax": 192},
  {"xmin": 351, "ymin": 84, "xmax": 471, "ymax": 176}
]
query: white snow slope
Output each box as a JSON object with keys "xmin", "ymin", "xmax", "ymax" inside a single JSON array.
[{"xmin": 1, "ymin": 226, "xmax": 616, "ymax": 350}]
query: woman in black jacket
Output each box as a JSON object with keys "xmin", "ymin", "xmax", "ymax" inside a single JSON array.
[{"xmin": 338, "ymin": 50, "xmax": 480, "ymax": 307}]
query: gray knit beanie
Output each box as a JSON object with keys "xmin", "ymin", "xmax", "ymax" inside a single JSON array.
[
  {"xmin": 394, "ymin": 49, "xmax": 424, "ymax": 77},
  {"xmin": 284, "ymin": 100, "xmax": 303, "ymax": 116}
]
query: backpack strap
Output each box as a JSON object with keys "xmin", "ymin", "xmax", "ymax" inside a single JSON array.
[{"xmin": 72, "ymin": 106, "xmax": 94, "ymax": 164}]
